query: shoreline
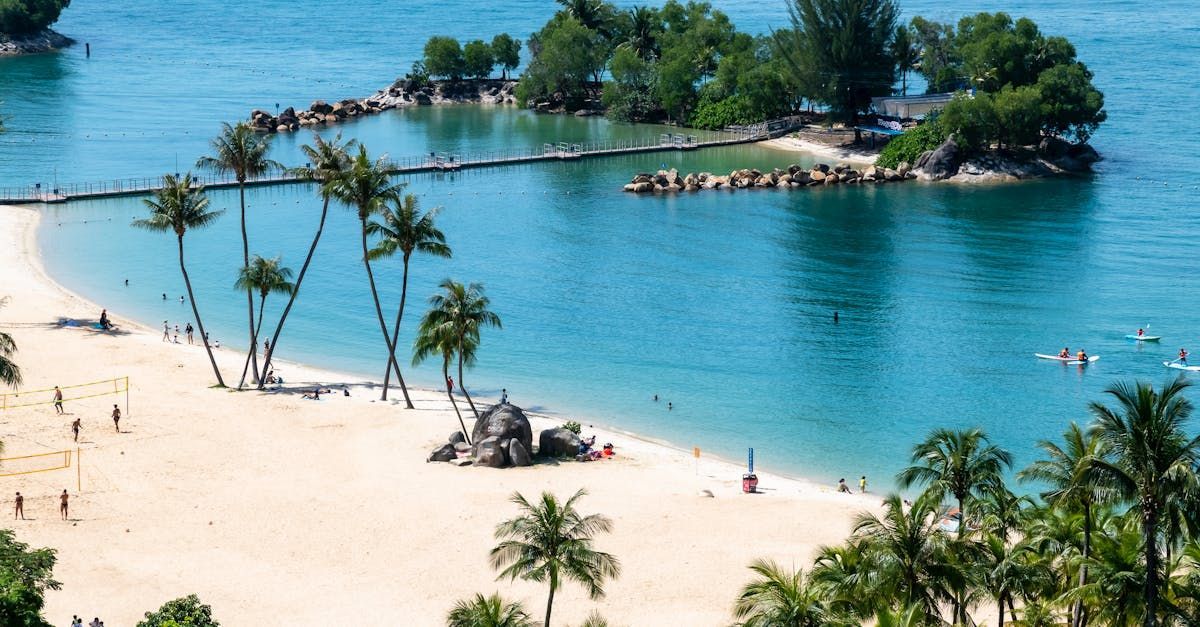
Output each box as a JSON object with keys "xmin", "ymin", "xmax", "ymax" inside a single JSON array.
[
  {"xmin": 3, "ymin": 203, "xmax": 879, "ymax": 624},
  {"xmin": 761, "ymin": 135, "xmax": 878, "ymax": 165},
  {"xmin": 0, "ymin": 28, "xmax": 74, "ymax": 56}
]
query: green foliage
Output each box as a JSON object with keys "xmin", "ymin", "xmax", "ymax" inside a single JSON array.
[
  {"xmin": 602, "ymin": 47, "xmax": 659, "ymax": 122},
  {"xmin": 873, "ymin": 116, "xmax": 946, "ymax": 168},
  {"xmin": 938, "ymin": 92, "xmax": 996, "ymax": 153},
  {"xmin": 516, "ymin": 14, "xmax": 605, "ymax": 108},
  {"xmin": 424, "ymin": 36, "xmax": 466, "ymax": 80},
  {"xmin": 908, "ymin": 16, "xmax": 961, "ymax": 93},
  {"xmin": 446, "ymin": 593, "xmax": 534, "ymax": 627},
  {"xmin": 563, "ymin": 420, "xmax": 581, "ymax": 434},
  {"xmin": 463, "ymin": 39, "xmax": 495, "ymax": 80},
  {"xmin": 136, "ymin": 594, "xmax": 219, "ymax": 627},
  {"xmin": 733, "ymin": 559, "xmax": 843, "ymax": 626},
  {"xmin": 0, "ymin": 0, "xmax": 69, "ymax": 36},
  {"xmin": 0, "ymin": 529, "xmax": 58, "ymax": 627},
  {"xmin": 1036, "ymin": 62, "xmax": 1106, "ymax": 142},
  {"xmin": 689, "ymin": 94, "xmax": 757, "ymax": 130},
  {"xmin": 777, "ymin": 0, "xmax": 899, "ymax": 125},
  {"xmin": 992, "ymin": 83, "xmax": 1043, "ymax": 148},
  {"xmin": 890, "ymin": 25, "xmax": 919, "ymax": 96},
  {"xmin": 955, "ymin": 13, "xmax": 1073, "ymax": 92},
  {"xmin": 0, "ymin": 297, "xmax": 19, "ymax": 388},
  {"xmin": 490, "ymin": 33, "xmax": 521, "ymax": 80}
]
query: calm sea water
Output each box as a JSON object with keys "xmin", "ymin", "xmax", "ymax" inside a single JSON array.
[{"xmin": 5, "ymin": 1, "xmax": 1200, "ymax": 485}]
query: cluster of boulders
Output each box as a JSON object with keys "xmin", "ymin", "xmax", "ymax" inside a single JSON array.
[
  {"xmin": 914, "ymin": 135, "xmax": 1102, "ymax": 183},
  {"xmin": 248, "ymin": 79, "xmax": 517, "ymax": 133},
  {"xmin": 427, "ymin": 403, "xmax": 583, "ymax": 469},
  {"xmin": 0, "ymin": 29, "xmax": 73, "ymax": 56},
  {"xmin": 623, "ymin": 162, "xmax": 915, "ymax": 193}
]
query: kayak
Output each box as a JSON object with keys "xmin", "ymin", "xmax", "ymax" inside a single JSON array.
[
  {"xmin": 1125, "ymin": 334, "xmax": 1162, "ymax": 341},
  {"xmin": 1036, "ymin": 353, "xmax": 1100, "ymax": 364},
  {"xmin": 1164, "ymin": 361, "xmax": 1200, "ymax": 372}
]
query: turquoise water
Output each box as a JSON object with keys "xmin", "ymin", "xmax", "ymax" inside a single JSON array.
[{"xmin": 7, "ymin": 1, "xmax": 1200, "ymax": 485}]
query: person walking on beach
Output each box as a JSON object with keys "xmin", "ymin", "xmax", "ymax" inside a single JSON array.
[
  {"xmin": 186, "ymin": 322, "xmax": 194, "ymax": 344},
  {"xmin": 859, "ymin": 475, "xmax": 867, "ymax": 493},
  {"xmin": 60, "ymin": 490, "xmax": 69, "ymax": 520},
  {"xmin": 263, "ymin": 338, "xmax": 271, "ymax": 363},
  {"xmin": 162, "ymin": 320, "xmax": 169, "ymax": 341},
  {"xmin": 53, "ymin": 386, "xmax": 64, "ymax": 415},
  {"xmin": 446, "ymin": 375, "xmax": 454, "ymax": 394},
  {"xmin": 71, "ymin": 417, "xmax": 81, "ymax": 442},
  {"xmin": 111, "ymin": 404, "xmax": 121, "ymax": 433},
  {"xmin": 14, "ymin": 492, "xmax": 24, "ymax": 520}
]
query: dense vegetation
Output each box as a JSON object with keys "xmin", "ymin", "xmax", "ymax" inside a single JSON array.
[
  {"xmin": 0, "ymin": 0, "xmax": 69, "ymax": 36},
  {"xmin": 420, "ymin": 33, "xmax": 522, "ymax": 81},
  {"xmin": 136, "ymin": 594, "xmax": 220, "ymax": 627},
  {"xmin": 0, "ymin": 529, "xmax": 58, "ymax": 627}
]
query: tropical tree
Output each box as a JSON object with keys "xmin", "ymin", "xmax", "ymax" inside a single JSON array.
[
  {"xmin": 874, "ymin": 603, "xmax": 932, "ymax": 627},
  {"xmin": 891, "ymin": 25, "xmax": 919, "ymax": 96},
  {"xmin": 446, "ymin": 593, "xmax": 534, "ymax": 627},
  {"xmin": 136, "ymin": 594, "xmax": 220, "ymax": 627},
  {"xmin": 413, "ymin": 315, "xmax": 471, "ymax": 444},
  {"xmin": 0, "ymin": 297, "xmax": 20, "ymax": 388},
  {"xmin": 810, "ymin": 543, "xmax": 878, "ymax": 621},
  {"xmin": 1089, "ymin": 377, "xmax": 1200, "ymax": 627},
  {"xmin": 555, "ymin": 0, "xmax": 611, "ymax": 33},
  {"xmin": 0, "ymin": 528, "xmax": 59, "ymax": 627},
  {"xmin": 257, "ymin": 133, "xmax": 355, "ymax": 389},
  {"xmin": 232, "ymin": 255, "xmax": 293, "ymax": 389},
  {"xmin": 490, "ymin": 489, "xmax": 620, "ymax": 627},
  {"xmin": 1019, "ymin": 422, "xmax": 1111, "ymax": 627},
  {"xmin": 366, "ymin": 195, "xmax": 451, "ymax": 402},
  {"xmin": 416, "ymin": 279, "xmax": 501, "ymax": 419},
  {"xmin": 618, "ymin": 6, "xmax": 662, "ymax": 60},
  {"xmin": 491, "ymin": 33, "xmax": 522, "ymax": 80},
  {"xmin": 1066, "ymin": 513, "xmax": 1147, "ymax": 627},
  {"xmin": 196, "ymin": 121, "xmax": 281, "ymax": 384},
  {"xmin": 325, "ymin": 145, "xmax": 413, "ymax": 406},
  {"xmin": 732, "ymin": 558, "xmax": 845, "ymax": 627},
  {"xmin": 975, "ymin": 534, "xmax": 1050, "ymax": 627},
  {"xmin": 897, "ymin": 427, "xmax": 1014, "ymax": 537},
  {"xmin": 133, "ymin": 174, "xmax": 226, "ymax": 386}
]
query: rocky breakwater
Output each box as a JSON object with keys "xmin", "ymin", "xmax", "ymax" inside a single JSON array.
[
  {"xmin": 623, "ymin": 162, "xmax": 916, "ymax": 193},
  {"xmin": 913, "ymin": 135, "xmax": 1101, "ymax": 183},
  {"xmin": 0, "ymin": 29, "xmax": 73, "ymax": 55},
  {"xmin": 247, "ymin": 79, "xmax": 517, "ymax": 133}
]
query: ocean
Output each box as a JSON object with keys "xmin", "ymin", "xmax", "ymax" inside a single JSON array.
[{"xmin": 3, "ymin": 0, "xmax": 1199, "ymax": 486}]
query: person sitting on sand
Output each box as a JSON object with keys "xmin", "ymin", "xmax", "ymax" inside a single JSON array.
[
  {"xmin": 303, "ymin": 388, "xmax": 321, "ymax": 400},
  {"xmin": 602, "ymin": 443, "xmax": 615, "ymax": 457},
  {"xmin": 577, "ymin": 435, "xmax": 597, "ymax": 461},
  {"xmin": 837, "ymin": 478, "xmax": 851, "ymax": 493},
  {"xmin": 1059, "ymin": 347, "xmax": 1070, "ymax": 359},
  {"xmin": 99, "ymin": 309, "xmax": 111, "ymax": 330}
]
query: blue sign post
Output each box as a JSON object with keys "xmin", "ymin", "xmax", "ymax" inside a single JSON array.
[{"xmin": 748, "ymin": 447, "xmax": 755, "ymax": 474}]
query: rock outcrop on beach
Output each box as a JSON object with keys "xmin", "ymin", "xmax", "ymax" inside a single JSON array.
[
  {"xmin": 463, "ymin": 403, "xmax": 534, "ymax": 468},
  {"xmin": 247, "ymin": 79, "xmax": 517, "ymax": 133},
  {"xmin": 623, "ymin": 162, "xmax": 915, "ymax": 193},
  {"xmin": 912, "ymin": 135, "xmax": 1103, "ymax": 183},
  {"xmin": 538, "ymin": 427, "xmax": 582, "ymax": 458},
  {"xmin": 0, "ymin": 29, "xmax": 73, "ymax": 55}
]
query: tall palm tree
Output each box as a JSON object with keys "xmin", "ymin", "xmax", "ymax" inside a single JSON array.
[
  {"xmin": 732, "ymin": 559, "xmax": 845, "ymax": 627},
  {"xmin": 325, "ymin": 145, "xmax": 413, "ymax": 406},
  {"xmin": 1066, "ymin": 513, "xmax": 1147, "ymax": 627},
  {"xmin": 810, "ymin": 543, "xmax": 878, "ymax": 621},
  {"xmin": 0, "ymin": 297, "xmax": 20, "ymax": 388},
  {"xmin": 891, "ymin": 26, "xmax": 919, "ymax": 96},
  {"xmin": 1019, "ymin": 422, "xmax": 1112, "ymax": 627},
  {"xmin": 490, "ymin": 489, "xmax": 620, "ymax": 627},
  {"xmin": 446, "ymin": 593, "xmax": 534, "ymax": 627},
  {"xmin": 874, "ymin": 603, "xmax": 934, "ymax": 627},
  {"xmin": 413, "ymin": 315, "xmax": 471, "ymax": 445},
  {"xmin": 196, "ymin": 121, "xmax": 281, "ymax": 384},
  {"xmin": 233, "ymin": 255, "xmax": 293, "ymax": 389},
  {"xmin": 976, "ymin": 534, "xmax": 1051, "ymax": 627},
  {"xmin": 133, "ymin": 173, "xmax": 226, "ymax": 386},
  {"xmin": 556, "ymin": 0, "xmax": 610, "ymax": 33},
  {"xmin": 257, "ymin": 133, "xmax": 356, "ymax": 389},
  {"xmin": 1089, "ymin": 377, "xmax": 1200, "ymax": 627},
  {"xmin": 619, "ymin": 6, "xmax": 661, "ymax": 60},
  {"xmin": 898, "ymin": 427, "xmax": 1014, "ymax": 538},
  {"xmin": 417, "ymin": 279, "xmax": 501, "ymax": 419},
  {"xmin": 367, "ymin": 195, "xmax": 451, "ymax": 397}
]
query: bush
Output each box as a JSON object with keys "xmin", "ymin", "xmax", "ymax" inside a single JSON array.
[
  {"xmin": 137, "ymin": 594, "xmax": 219, "ymax": 627},
  {"xmin": 563, "ymin": 420, "xmax": 581, "ymax": 434},
  {"xmin": 939, "ymin": 92, "xmax": 997, "ymax": 154},
  {"xmin": 462, "ymin": 39, "xmax": 495, "ymax": 79},
  {"xmin": 689, "ymin": 94, "xmax": 758, "ymax": 130},
  {"xmin": 874, "ymin": 115, "xmax": 946, "ymax": 168},
  {"xmin": 0, "ymin": 0, "xmax": 69, "ymax": 36},
  {"xmin": 423, "ymin": 36, "xmax": 465, "ymax": 80}
]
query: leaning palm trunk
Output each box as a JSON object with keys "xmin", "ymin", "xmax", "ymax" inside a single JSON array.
[
  {"xmin": 179, "ymin": 235, "xmax": 224, "ymax": 386},
  {"xmin": 257, "ymin": 195, "xmax": 330, "ymax": 389},
  {"xmin": 380, "ymin": 259, "xmax": 414, "ymax": 408},
  {"xmin": 443, "ymin": 356, "xmax": 471, "ymax": 444},
  {"xmin": 360, "ymin": 220, "xmax": 410, "ymax": 403},
  {"xmin": 238, "ymin": 294, "xmax": 269, "ymax": 389},
  {"xmin": 457, "ymin": 332, "xmax": 479, "ymax": 419},
  {"xmin": 238, "ymin": 182, "xmax": 260, "ymax": 384},
  {"xmin": 544, "ymin": 570, "xmax": 558, "ymax": 627}
]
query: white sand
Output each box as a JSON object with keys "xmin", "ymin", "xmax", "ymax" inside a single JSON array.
[
  {"xmin": 0, "ymin": 204, "xmax": 879, "ymax": 626},
  {"xmin": 762, "ymin": 136, "xmax": 879, "ymax": 165}
]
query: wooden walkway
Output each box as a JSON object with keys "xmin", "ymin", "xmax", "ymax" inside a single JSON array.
[{"xmin": 0, "ymin": 119, "xmax": 800, "ymax": 205}]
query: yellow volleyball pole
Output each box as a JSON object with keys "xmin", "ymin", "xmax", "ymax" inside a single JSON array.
[{"xmin": 76, "ymin": 447, "xmax": 81, "ymax": 492}]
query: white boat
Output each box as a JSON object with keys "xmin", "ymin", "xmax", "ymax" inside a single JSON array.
[
  {"xmin": 1164, "ymin": 361, "xmax": 1200, "ymax": 372},
  {"xmin": 1036, "ymin": 353, "xmax": 1099, "ymax": 364},
  {"xmin": 1125, "ymin": 334, "xmax": 1162, "ymax": 341}
]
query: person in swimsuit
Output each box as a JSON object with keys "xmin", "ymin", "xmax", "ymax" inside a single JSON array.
[
  {"xmin": 53, "ymin": 386, "xmax": 64, "ymax": 415},
  {"xmin": 162, "ymin": 321, "xmax": 169, "ymax": 342},
  {"xmin": 60, "ymin": 490, "xmax": 69, "ymax": 520},
  {"xmin": 1077, "ymin": 349, "xmax": 1088, "ymax": 362},
  {"xmin": 14, "ymin": 492, "xmax": 24, "ymax": 520},
  {"xmin": 1181, "ymin": 348, "xmax": 1189, "ymax": 366},
  {"xmin": 71, "ymin": 418, "xmax": 81, "ymax": 442},
  {"xmin": 1059, "ymin": 347, "xmax": 1070, "ymax": 359},
  {"xmin": 112, "ymin": 404, "xmax": 121, "ymax": 433},
  {"xmin": 1137, "ymin": 328, "xmax": 1145, "ymax": 337}
]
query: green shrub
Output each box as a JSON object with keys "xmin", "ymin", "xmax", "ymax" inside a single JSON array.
[
  {"xmin": 874, "ymin": 115, "xmax": 947, "ymax": 168},
  {"xmin": 563, "ymin": 420, "xmax": 581, "ymax": 434},
  {"xmin": 0, "ymin": 0, "xmax": 69, "ymax": 36},
  {"xmin": 689, "ymin": 95, "xmax": 757, "ymax": 130},
  {"xmin": 137, "ymin": 594, "xmax": 218, "ymax": 627}
]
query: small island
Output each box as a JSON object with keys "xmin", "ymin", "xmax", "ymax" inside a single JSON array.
[{"xmin": 0, "ymin": 0, "xmax": 73, "ymax": 56}]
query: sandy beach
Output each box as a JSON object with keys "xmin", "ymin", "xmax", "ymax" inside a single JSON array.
[
  {"xmin": 0, "ymin": 204, "xmax": 879, "ymax": 626},
  {"xmin": 762, "ymin": 135, "xmax": 879, "ymax": 165}
]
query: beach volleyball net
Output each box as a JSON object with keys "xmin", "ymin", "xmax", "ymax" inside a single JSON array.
[
  {"xmin": 0, "ymin": 376, "xmax": 129, "ymax": 413},
  {"xmin": 0, "ymin": 450, "xmax": 73, "ymax": 478},
  {"xmin": 0, "ymin": 448, "xmax": 83, "ymax": 493}
]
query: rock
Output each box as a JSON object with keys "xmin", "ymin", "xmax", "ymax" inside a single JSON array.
[
  {"xmin": 914, "ymin": 137, "xmax": 962, "ymax": 181},
  {"xmin": 632, "ymin": 174, "xmax": 652, "ymax": 184},
  {"xmin": 834, "ymin": 162, "xmax": 849, "ymax": 173},
  {"xmin": 884, "ymin": 168, "xmax": 902, "ymax": 181},
  {"xmin": 862, "ymin": 165, "xmax": 880, "ymax": 180},
  {"xmin": 453, "ymin": 442, "xmax": 471, "ymax": 453},
  {"xmin": 698, "ymin": 489, "xmax": 714, "ymax": 498},
  {"xmin": 897, "ymin": 162, "xmax": 911, "ymax": 177},
  {"xmin": 473, "ymin": 436, "xmax": 508, "ymax": 468},
  {"xmin": 449, "ymin": 431, "xmax": 466, "ymax": 445},
  {"xmin": 813, "ymin": 163, "xmax": 830, "ymax": 174},
  {"xmin": 428, "ymin": 443, "xmax": 456, "ymax": 462},
  {"xmin": 1066, "ymin": 142, "xmax": 1101, "ymax": 165},
  {"xmin": 842, "ymin": 170, "xmax": 859, "ymax": 180},
  {"xmin": 324, "ymin": 114, "xmax": 338, "ymax": 123},
  {"xmin": 415, "ymin": 93, "xmax": 433, "ymax": 106},
  {"xmin": 623, "ymin": 183, "xmax": 637, "ymax": 192},
  {"xmin": 809, "ymin": 170, "xmax": 827, "ymax": 182},
  {"xmin": 792, "ymin": 171, "xmax": 811, "ymax": 185},
  {"xmin": 508, "ymin": 439, "xmax": 533, "ymax": 467},
  {"xmin": 471, "ymin": 404, "xmax": 533, "ymax": 460},
  {"xmin": 449, "ymin": 457, "xmax": 473, "ymax": 467},
  {"xmin": 538, "ymin": 427, "xmax": 581, "ymax": 458},
  {"xmin": 275, "ymin": 124, "xmax": 289, "ymax": 133},
  {"xmin": 824, "ymin": 173, "xmax": 840, "ymax": 185},
  {"xmin": 310, "ymin": 100, "xmax": 333, "ymax": 115},
  {"xmin": 632, "ymin": 181, "xmax": 653, "ymax": 193},
  {"xmin": 1038, "ymin": 136, "xmax": 1072, "ymax": 159}
]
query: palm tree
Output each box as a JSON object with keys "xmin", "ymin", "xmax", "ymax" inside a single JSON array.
[
  {"xmin": 976, "ymin": 534, "xmax": 1051, "ymax": 627},
  {"xmin": 556, "ymin": 0, "xmax": 610, "ymax": 33},
  {"xmin": 0, "ymin": 297, "xmax": 20, "ymax": 388},
  {"xmin": 891, "ymin": 26, "xmax": 919, "ymax": 96},
  {"xmin": 576, "ymin": 611, "xmax": 611, "ymax": 627},
  {"xmin": 233, "ymin": 255, "xmax": 293, "ymax": 389},
  {"xmin": 1089, "ymin": 377, "xmax": 1200, "ymax": 627},
  {"xmin": 414, "ymin": 313, "xmax": 472, "ymax": 444},
  {"xmin": 898, "ymin": 427, "xmax": 1014, "ymax": 538},
  {"xmin": 446, "ymin": 593, "xmax": 534, "ymax": 627},
  {"xmin": 133, "ymin": 173, "xmax": 226, "ymax": 386},
  {"xmin": 196, "ymin": 121, "xmax": 281, "ymax": 384},
  {"xmin": 1066, "ymin": 513, "xmax": 1147, "ymax": 627},
  {"xmin": 732, "ymin": 558, "xmax": 845, "ymax": 627},
  {"xmin": 325, "ymin": 145, "xmax": 413, "ymax": 406},
  {"xmin": 367, "ymin": 195, "xmax": 451, "ymax": 397},
  {"xmin": 1019, "ymin": 423, "xmax": 1111, "ymax": 627},
  {"xmin": 490, "ymin": 489, "xmax": 620, "ymax": 627},
  {"xmin": 417, "ymin": 279, "xmax": 501, "ymax": 419},
  {"xmin": 619, "ymin": 6, "xmax": 661, "ymax": 60},
  {"xmin": 810, "ymin": 543, "xmax": 882, "ymax": 621},
  {"xmin": 257, "ymin": 133, "xmax": 356, "ymax": 389},
  {"xmin": 874, "ymin": 603, "xmax": 934, "ymax": 627}
]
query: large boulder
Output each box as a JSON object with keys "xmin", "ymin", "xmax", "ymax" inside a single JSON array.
[
  {"xmin": 539, "ymin": 428, "xmax": 581, "ymax": 457},
  {"xmin": 508, "ymin": 439, "xmax": 533, "ymax": 467},
  {"xmin": 428, "ymin": 443, "xmax": 457, "ymax": 462},
  {"xmin": 310, "ymin": 100, "xmax": 333, "ymax": 115},
  {"xmin": 471, "ymin": 404, "xmax": 534, "ymax": 460},
  {"xmin": 473, "ymin": 436, "xmax": 507, "ymax": 468},
  {"xmin": 915, "ymin": 137, "xmax": 962, "ymax": 181}
]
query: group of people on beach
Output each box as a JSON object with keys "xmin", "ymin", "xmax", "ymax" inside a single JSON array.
[
  {"xmin": 67, "ymin": 404, "xmax": 122, "ymax": 442},
  {"xmin": 161, "ymin": 320, "xmax": 199, "ymax": 346},
  {"xmin": 837, "ymin": 476, "xmax": 868, "ymax": 494},
  {"xmin": 70, "ymin": 615, "xmax": 105, "ymax": 627},
  {"xmin": 13, "ymin": 489, "xmax": 70, "ymax": 520}
]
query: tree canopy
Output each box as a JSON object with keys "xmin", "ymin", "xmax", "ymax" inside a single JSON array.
[
  {"xmin": 136, "ymin": 594, "xmax": 220, "ymax": 627},
  {"xmin": 423, "ymin": 36, "xmax": 466, "ymax": 80},
  {"xmin": 0, "ymin": 0, "xmax": 69, "ymax": 36},
  {"xmin": 0, "ymin": 529, "xmax": 59, "ymax": 627}
]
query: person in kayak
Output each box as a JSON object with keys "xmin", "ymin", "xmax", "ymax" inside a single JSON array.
[
  {"xmin": 1077, "ymin": 349, "xmax": 1088, "ymax": 362},
  {"xmin": 1180, "ymin": 348, "xmax": 1189, "ymax": 365},
  {"xmin": 1138, "ymin": 328, "xmax": 1145, "ymax": 337},
  {"xmin": 1059, "ymin": 347, "xmax": 1070, "ymax": 359}
]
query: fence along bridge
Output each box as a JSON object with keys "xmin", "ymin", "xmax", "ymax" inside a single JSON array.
[{"xmin": 0, "ymin": 118, "xmax": 801, "ymax": 205}]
